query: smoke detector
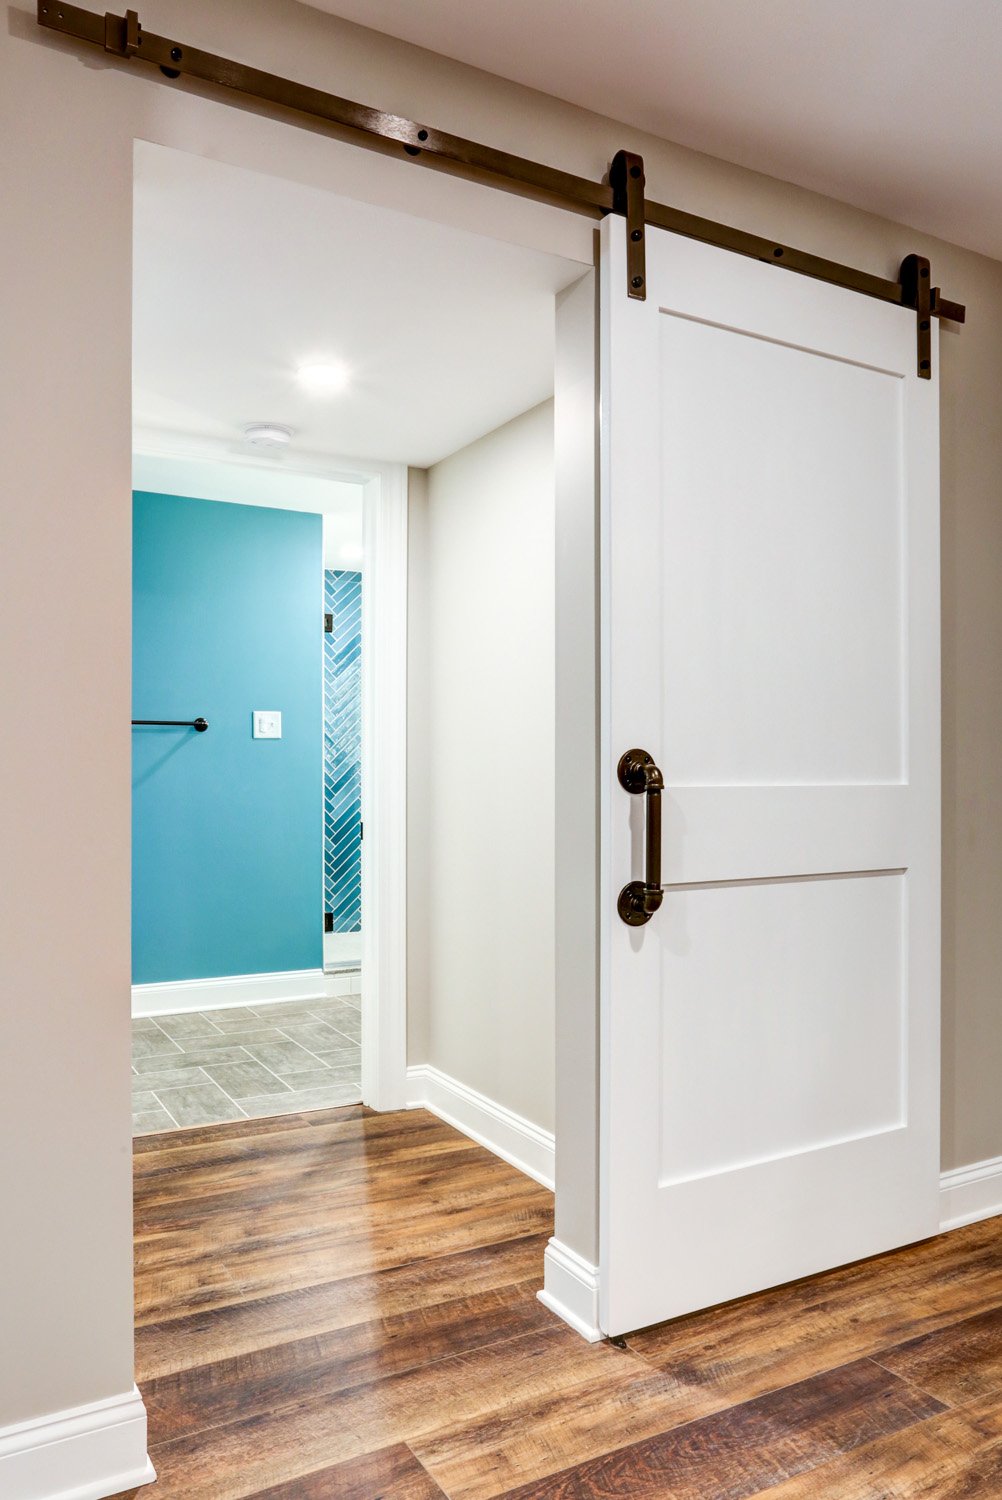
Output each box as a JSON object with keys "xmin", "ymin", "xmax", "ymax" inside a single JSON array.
[{"xmin": 243, "ymin": 422, "xmax": 293, "ymax": 449}]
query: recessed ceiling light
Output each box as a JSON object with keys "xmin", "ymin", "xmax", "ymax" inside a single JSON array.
[
  {"xmin": 244, "ymin": 422, "xmax": 293, "ymax": 449},
  {"xmin": 296, "ymin": 359, "xmax": 350, "ymax": 395}
]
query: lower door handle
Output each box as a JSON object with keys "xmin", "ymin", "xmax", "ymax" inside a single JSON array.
[{"xmin": 617, "ymin": 748, "xmax": 664, "ymax": 926}]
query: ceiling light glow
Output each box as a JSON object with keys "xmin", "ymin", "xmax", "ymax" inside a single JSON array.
[{"xmin": 296, "ymin": 359, "xmax": 350, "ymax": 395}]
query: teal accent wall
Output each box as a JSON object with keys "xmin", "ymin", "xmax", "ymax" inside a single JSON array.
[{"xmin": 132, "ymin": 491, "xmax": 323, "ymax": 983}]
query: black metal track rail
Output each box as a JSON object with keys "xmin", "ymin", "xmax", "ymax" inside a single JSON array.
[{"xmin": 36, "ymin": 1, "xmax": 966, "ymax": 371}]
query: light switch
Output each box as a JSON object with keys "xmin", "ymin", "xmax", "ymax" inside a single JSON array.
[{"xmin": 253, "ymin": 710, "xmax": 282, "ymax": 739}]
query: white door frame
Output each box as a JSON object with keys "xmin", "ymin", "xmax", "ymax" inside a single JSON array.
[
  {"xmin": 311, "ymin": 449, "xmax": 411, "ymax": 1113},
  {"xmin": 128, "ymin": 432, "xmax": 410, "ymax": 1112},
  {"xmin": 359, "ymin": 462, "xmax": 409, "ymax": 1111}
]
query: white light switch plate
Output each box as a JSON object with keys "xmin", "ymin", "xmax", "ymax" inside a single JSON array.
[{"xmin": 253, "ymin": 710, "xmax": 282, "ymax": 739}]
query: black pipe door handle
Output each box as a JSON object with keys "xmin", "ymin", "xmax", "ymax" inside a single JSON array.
[{"xmin": 617, "ymin": 748, "xmax": 664, "ymax": 926}]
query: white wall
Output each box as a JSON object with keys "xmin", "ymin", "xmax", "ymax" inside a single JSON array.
[{"xmin": 409, "ymin": 403, "xmax": 556, "ymax": 1132}]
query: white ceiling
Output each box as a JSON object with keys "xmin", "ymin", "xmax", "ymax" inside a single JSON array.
[
  {"xmin": 301, "ymin": 0, "xmax": 1002, "ymax": 262},
  {"xmin": 132, "ymin": 143, "xmax": 585, "ymax": 474}
]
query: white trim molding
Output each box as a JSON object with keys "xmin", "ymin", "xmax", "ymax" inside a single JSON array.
[
  {"xmin": 538, "ymin": 1237, "xmax": 604, "ymax": 1343},
  {"xmin": 406, "ymin": 1064, "xmax": 555, "ymax": 1190},
  {"xmin": 131, "ymin": 967, "xmax": 352, "ymax": 1017},
  {"xmin": 361, "ymin": 465, "xmax": 409, "ymax": 1111},
  {"xmin": 539, "ymin": 1162, "xmax": 1002, "ymax": 1345},
  {"xmin": 0, "ymin": 1385, "xmax": 154, "ymax": 1500},
  {"xmin": 940, "ymin": 1155, "xmax": 1002, "ymax": 1231}
]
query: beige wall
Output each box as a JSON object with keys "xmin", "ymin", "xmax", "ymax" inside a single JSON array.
[
  {"xmin": 552, "ymin": 272, "xmax": 601, "ymax": 1255},
  {"xmin": 3, "ymin": 0, "xmax": 1001, "ymax": 1440},
  {"xmin": 409, "ymin": 404, "xmax": 556, "ymax": 1130},
  {"xmin": 0, "ymin": 0, "xmax": 584, "ymax": 1439}
]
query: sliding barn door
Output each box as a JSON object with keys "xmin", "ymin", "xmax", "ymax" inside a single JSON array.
[{"xmin": 600, "ymin": 216, "xmax": 940, "ymax": 1337}]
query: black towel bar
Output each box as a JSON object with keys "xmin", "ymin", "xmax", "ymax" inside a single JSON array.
[{"xmin": 132, "ymin": 718, "xmax": 209, "ymax": 732}]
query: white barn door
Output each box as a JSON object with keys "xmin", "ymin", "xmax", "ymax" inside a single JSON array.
[{"xmin": 600, "ymin": 216, "xmax": 940, "ymax": 1337}]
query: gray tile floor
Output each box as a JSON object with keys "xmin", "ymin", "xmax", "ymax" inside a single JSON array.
[{"xmin": 132, "ymin": 993, "xmax": 362, "ymax": 1134}]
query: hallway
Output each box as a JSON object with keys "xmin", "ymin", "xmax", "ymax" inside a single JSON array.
[{"xmin": 117, "ymin": 1108, "xmax": 1002, "ymax": 1498}]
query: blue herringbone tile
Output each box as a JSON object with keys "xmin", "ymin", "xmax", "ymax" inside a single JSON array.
[{"xmin": 324, "ymin": 569, "xmax": 362, "ymax": 932}]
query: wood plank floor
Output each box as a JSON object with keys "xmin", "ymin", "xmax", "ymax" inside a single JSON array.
[{"xmin": 115, "ymin": 1105, "xmax": 1002, "ymax": 1499}]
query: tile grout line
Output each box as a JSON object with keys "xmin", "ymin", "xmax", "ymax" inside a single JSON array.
[
  {"xmin": 272, "ymin": 1028, "xmax": 358, "ymax": 1070},
  {"xmin": 205, "ymin": 1016, "xmax": 360, "ymax": 1084},
  {"xmin": 206, "ymin": 1052, "xmax": 297, "ymax": 1099},
  {"xmin": 145, "ymin": 1091, "xmax": 181, "ymax": 1130},
  {"xmin": 147, "ymin": 1017, "xmax": 191, "ymax": 1059},
  {"xmin": 305, "ymin": 1003, "xmax": 362, "ymax": 1043},
  {"xmin": 149, "ymin": 1076, "xmax": 249, "ymax": 1127},
  {"xmin": 155, "ymin": 1046, "xmax": 359, "ymax": 1116},
  {"xmin": 134, "ymin": 1000, "xmax": 362, "ymax": 1132}
]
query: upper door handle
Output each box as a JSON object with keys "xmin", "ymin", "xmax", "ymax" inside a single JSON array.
[{"xmin": 618, "ymin": 748, "xmax": 664, "ymax": 926}]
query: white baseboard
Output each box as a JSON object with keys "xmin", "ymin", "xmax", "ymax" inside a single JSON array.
[
  {"xmin": 406, "ymin": 1064, "xmax": 555, "ymax": 1190},
  {"xmin": 538, "ymin": 1237, "xmax": 603, "ymax": 1342},
  {"xmin": 0, "ymin": 1385, "xmax": 154, "ymax": 1500},
  {"xmin": 535, "ymin": 1166, "xmax": 1002, "ymax": 1344},
  {"xmin": 329, "ymin": 969, "xmax": 362, "ymax": 998},
  {"xmin": 940, "ymin": 1154, "xmax": 1002, "ymax": 1231},
  {"xmin": 132, "ymin": 967, "xmax": 359, "ymax": 1017}
]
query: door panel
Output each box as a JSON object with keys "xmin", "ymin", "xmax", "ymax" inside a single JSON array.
[
  {"xmin": 658, "ymin": 873, "xmax": 906, "ymax": 1186},
  {"xmin": 600, "ymin": 219, "xmax": 940, "ymax": 1336},
  {"xmin": 658, "ymin": 313, "xmax": 905, "ymax": 789}
]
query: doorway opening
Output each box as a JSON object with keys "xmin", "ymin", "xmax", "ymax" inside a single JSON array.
[
  {"xmin": 130, "ymin": 462, "xmax": 368, "ymax": 1128},
  {"xmin": 129, "ymin": 140, "xmax": 591, "ymax": 1145}
]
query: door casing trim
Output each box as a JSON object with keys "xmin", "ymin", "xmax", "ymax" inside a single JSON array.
[{"xmin": 360, "ymin": 463, "xmax": 409, "ymax": 1110}]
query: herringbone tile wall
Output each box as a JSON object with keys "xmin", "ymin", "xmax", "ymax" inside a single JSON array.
[{"xmin": 324, "ymin": 569, "xmax": 362, "ymax": 933}]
